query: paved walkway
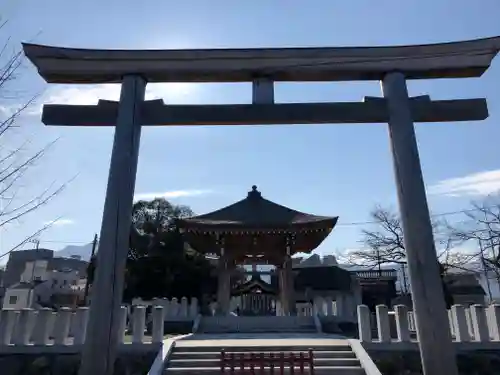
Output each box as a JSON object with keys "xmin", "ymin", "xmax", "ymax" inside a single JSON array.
[{"xmin": 174, "ymin": 333, "xmax": 348, "ymax": 347}]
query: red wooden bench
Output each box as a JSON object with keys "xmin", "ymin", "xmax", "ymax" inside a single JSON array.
[{"xmin": 220, "ymin": 349, "xmax": 315, "ymax": 374}]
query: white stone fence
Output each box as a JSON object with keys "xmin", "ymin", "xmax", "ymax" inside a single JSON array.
[
  {"xmin": 0, "ymin": 305, "xmax": 170, "ymax": 347},
  {"xmin": 131, "ymin": 297, "xmax": 198, "ymax": 320},
  {"xmin": 358, "ymin": 304, "xmax": 500, "ymax": 343},
  {"xmin": 294, "ymin": 297, "xmax": 357, "ymax": 320}
]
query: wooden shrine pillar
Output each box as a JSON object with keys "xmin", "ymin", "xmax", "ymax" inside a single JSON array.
[
  {"xmin": 278, "ymin": 265, "xmax": 288, "ymax": 315},
  {"xmin": 382, "ymin": 72, "xmax": 458, "ymax": 375},
  {"xmin": 284, "ymin": 253, "xmax": 296, "ymax": 315},
  {"xmin": 279, "ymin": 239, "xmax": 296, "ymax": 316},
  {"xmin": 216, "ymin": 237, "xmax": 232, "ymax": 315}
]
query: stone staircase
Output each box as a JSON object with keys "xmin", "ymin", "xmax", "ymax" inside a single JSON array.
[
  {"xmin": 164, "ymin": 342, "xmax": 366, "ymax": 374},
  {"xmin": 197, "ymin": 316, "xmax": 318, "ymax": 334}
]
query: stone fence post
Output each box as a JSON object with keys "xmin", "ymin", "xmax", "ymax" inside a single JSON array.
[
  {"xmin": 376, "ymin": 305, "xmax": 390, "ymax": 343},
  {"xmin": 132, "ymin": 306, "xmax": 146, "ymax": 343},
  {"xmin": 357, "ymin": 305, "xmax": 371, "ymax": 342}
]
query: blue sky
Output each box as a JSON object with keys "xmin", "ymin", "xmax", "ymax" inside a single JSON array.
[{"xmin": 1, "ymin": 0, "xmax": 500, "ymax": 260}]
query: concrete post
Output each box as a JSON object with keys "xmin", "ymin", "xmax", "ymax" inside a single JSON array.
[
  {"xmin": 116, "ymin": 306, "xmax": 128, "ymax": 344},
  {"xmin": 465, "ymin": 307, "xmax": 474, "ymax": 338},
  {"xmin": 0, "ymin": 309, "xmax": 17, "ymax": 345},
  {"xmin": 394, "ymin": 305, "xmax": 410, "ymax": 342},
  {"xmin": 79, "ymin": 75, "xmax": 146, "ymax": 375},
  {"xmin": 488, "ymin": 305, "xmax": 500, "ymax": 341},
  {"xmin": 357, "ymin": 305, "xmax": 372, "ymax": 342},
  {"xmin": 376, "ymin": 305, "xmax": 391, "ymax": 343},
  {"xmin": 15, "ymin": 308, "xmax": 35, "ymax": 345},
  {"xmin": 382, "ymin": 72, "xmax": 458, "ymax": 375},
  {"xmin": 152, "ymin": 306, "xmax": 164, "ymax": 344},
  {"xmin": 32, "ymin": 308, "xmax": 54, "ymax": 345},
  {"xmin": 451, "ymin": 305, "xmax": 470, "ymax": 342},
  {"xmin": 470, "ymin": 304, "xmax": 489, "ymax": 342},
  {"xmin": 132, "ymin": 306, "xmax": 146, "ymax": 344},
  {"xmin": 74, "ymin": 307, "xmax": 90, "ymax": 345},
  {"xmin": 54, "ymin": 307, "xmax": 72, "ymax": 345},
  {"xmin": 448, "ymin": 309, "xmax": 456, "ymax": 338}
]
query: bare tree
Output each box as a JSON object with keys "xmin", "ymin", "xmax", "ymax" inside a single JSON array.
[
  {"xmin": 0, "ymin": 20, "xmax": 67, "ymax": 257},
  {"xmin": 448, "ymin": 196, "xmax": 500, "ymax": 281},
  {"xmin": 345, "ymin": 206, "xmax": 477, "ymax": 272}
]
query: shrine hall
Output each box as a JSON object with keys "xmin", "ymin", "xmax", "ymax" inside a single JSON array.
[{"xmin": 177, "ymin": 185, "xmax": 362, "ymax": 317}]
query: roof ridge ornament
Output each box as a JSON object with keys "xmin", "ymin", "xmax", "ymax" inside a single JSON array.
[{"xmin": 247, "ymin": 185, "xmax": 262, "ymax": 199}]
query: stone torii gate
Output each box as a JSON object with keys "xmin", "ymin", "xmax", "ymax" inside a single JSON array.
[{"xmin": 23, "ymin": 37, "xmax": 500, "ymax": 375}]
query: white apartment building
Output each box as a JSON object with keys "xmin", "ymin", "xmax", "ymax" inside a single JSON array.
[{"xmin": 2, "ymin": 260, "xmax": 87, "ymax": 309}]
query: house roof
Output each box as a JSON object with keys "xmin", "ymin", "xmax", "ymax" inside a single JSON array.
[
  {"xmin": 232, "ymin": 266, "xmax": 353, "ymax": 295},
  {"xmin": 232, "ymin": 274, "xmax": 277, "ymax": 295},
  {"xmin": 291, "ymin": 266, "xmax": 353, "ymax": 292}
]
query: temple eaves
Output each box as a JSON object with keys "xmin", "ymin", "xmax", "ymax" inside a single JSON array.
[
  {"xmin": 22, "ymin": 36, "xmax": 500, "ymax": 84},
  {"xmin": 177, "ymin": 185, "xmax": 338, "ymax": 232}
]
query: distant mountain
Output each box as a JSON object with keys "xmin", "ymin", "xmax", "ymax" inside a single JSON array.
[{"xmin": 57, "ymin": 243, "xmax": 94, "ymax": 261}]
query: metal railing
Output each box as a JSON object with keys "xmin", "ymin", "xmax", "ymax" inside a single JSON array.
[{"xmin": 221, "ymin": 349, "xmax": 315, "ymax": 374}]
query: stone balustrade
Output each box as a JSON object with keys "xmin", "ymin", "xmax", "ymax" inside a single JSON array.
[
  {"xmin": 0, "ymin": 305, "xmax": 170, "ymax": 347},
  {"xmin": 273, "ymin": 298, "xmax": 355, "ymax": 318},
  {"xmin": 299, "ymin": 297, "xmax": 357, "ymax": 320},
  {"xmin": 131, "ymin": 297, "xmax": 199, "ymax": 319},
  {"xmin": 358, "ymin": 304, "xmax": 500, "ymax": 343}
]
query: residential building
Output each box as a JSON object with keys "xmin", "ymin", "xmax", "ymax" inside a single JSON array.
[
  {"xmin": 2, "ymin": 259, "xmax": 87, "ymax": 309},
  {"xmin": 3, "ymin": 248, "xmax": 88, "ymax": 288}
]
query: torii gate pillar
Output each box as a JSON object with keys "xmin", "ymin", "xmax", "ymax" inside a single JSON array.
[
  {"xmin": 382, "ymin": 71, "xmax": 457, "ymax": 374},
  {"xmin": 78, "ymin": 75, "xmax": 146, "ymax": 375}
]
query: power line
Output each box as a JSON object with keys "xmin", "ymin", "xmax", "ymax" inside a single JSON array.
[
  {"xmin": 11, "ymin": 205, "xmax": 500, "ymax": 249},
  {"xmin": 38, "ymin": 240, "xmax": 90, "ymax": 244},
  {"xmin": 336, "ymin": 206, "xmax": 496, "ymax": 227}
]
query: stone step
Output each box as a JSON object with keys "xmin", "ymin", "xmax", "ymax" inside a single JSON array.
[
  {"xmin": 200, "ymin": 328, "xmax": 317, "ymax": 333},
  {"xmin": 173, "ymin": 345, "xmax": 352, "ymax": 353},
  {"xmin": 198, "ymin": 317, "xmax": 317, "ymax": 333},
  {"xmin": 165, "ymin": 366, "xmax": 365, "ymax": 374},
  {"xmin": 168, "ymin": 357, "xmax": 361, "ymax": 368},
  {"xmin": 170, "ymin": 350, "xmax": 357, "ymax": 360}
]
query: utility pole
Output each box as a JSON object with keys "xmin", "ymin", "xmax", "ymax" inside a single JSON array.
[
  {"xmin": 376, "ymin": 248, "xmax": 382, "ymax": 277},
  {"xmin": 483, "ymin": 211, "xmax": 500, "ymax": 297},
  {"xmin": 83, "ymin": 234, "xmax": 98, "ymax": 306},
  {"xmin": 479, "ymin": 239, "xmax": 493, "ymax": 303},
  {"xmin": 401, "ymin": 263, "xmax": 408, "ymax": 294},
  {"xmin": 27, "ymin": 238, "xmax": 40, "ymax": 307}
]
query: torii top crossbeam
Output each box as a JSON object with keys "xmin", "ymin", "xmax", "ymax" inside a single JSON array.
[{"xmin": 23, "ymin": 36, "xmax": 500, "ymax": 84}]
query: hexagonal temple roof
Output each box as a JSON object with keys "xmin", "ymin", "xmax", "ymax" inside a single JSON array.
[
  {"xmin": 177, "ymin": 186, "xmax": 338, "ymax": 259},
  {"xmin": 178, "ymin": 185, "xmax": 337, "ymax": 231}
]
